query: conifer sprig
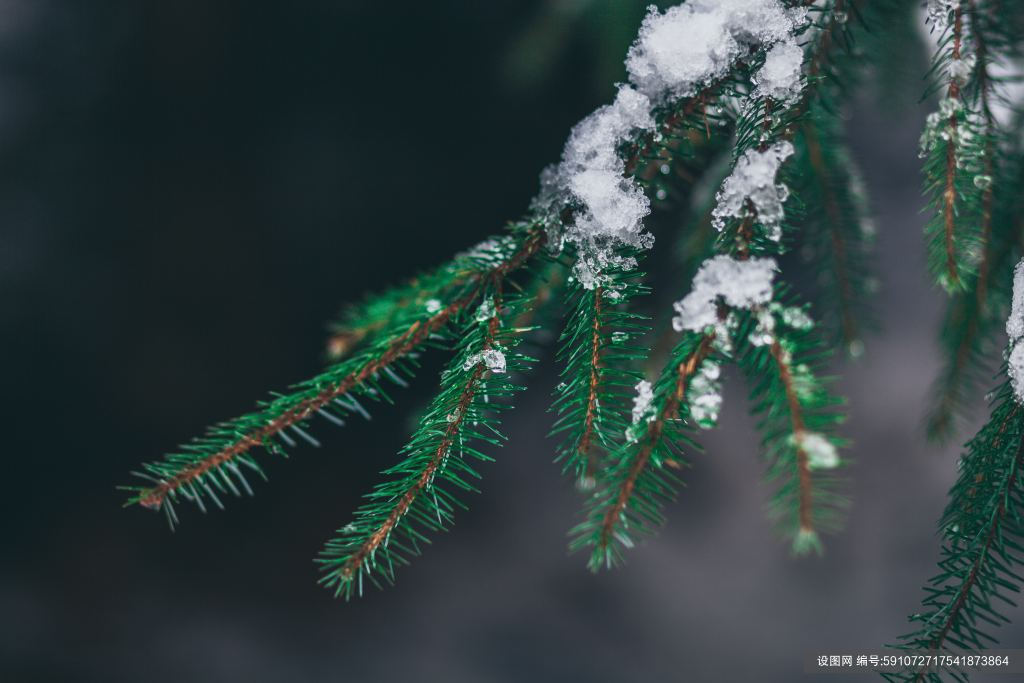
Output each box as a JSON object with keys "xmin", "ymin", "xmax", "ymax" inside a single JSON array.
[
  {"xmin": 571, "ymin": 329, "xmax": 717, "ymax": 569},
  {"xmin": 920, "ymin": 0, "xmax": 988, "ymax": 293},
  {"xmin": 125, "ymin": 229, "xmax": 545, "ymax": 524},
  {"xmin": 794, "ymin": 110, "xmax": 875, "ymax": 353},
  {"xmin": 887, "ymin": 386, "xmax": 1024, "ymax": 681},
  {"xmin": 551, "ymin": 261, "xmax": 650, "ymax": 487},
  {"xmin": 120, "ymin": 0, "xmax": 936, "ymax": 605},
  {"xmin": 925, "ymin": 4, "xmax": 1023, "ymax": 440},
  {"xmin": 736, "ymin": 298, "xmax": 847, "ymax": 552},
  {"xmin": 317, "ymin": 283, "xmax": 534, "ymax": 598}
]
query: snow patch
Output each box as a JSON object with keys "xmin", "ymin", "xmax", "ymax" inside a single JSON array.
[
  {"xmin": 753, "ymin": 41, "xmax": 804, "ymax": 105},
  {"xmin": 711, "ymin": 141, "xmax": 795, "ymax": 240},
  {"xmin": 791, "ymin": 430, "xmax": 839, "ymax": 470},
  {"xmin": 626, "ymin": 0, "xmax": 806, "ymax": 100},
  {"xmin": 672, "ymin": 256, "xmax": 777, "ymax": 333},
  {"xmin": 538, "ymin": 0, "xmax": 805, "ymax": 290},
  {"xmin": 1007, "ymin": 259, "xmax": 1024, "ymax": 401}
]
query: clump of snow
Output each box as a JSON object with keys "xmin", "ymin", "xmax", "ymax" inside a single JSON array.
[
  {"xmin": 672, "ymin": 256, "xmax": 777, "ymax": 333},
  {"xmin": 688, "ymin": 360, "xmax": 722, "ymax": 429},
  {"xmin": 791, "ymin": 430, "xmax": 839, "ymax": 469},
  {"xmin": 1006, "ymin": 259, "xmax": 1024, "ymax": 402},
  {"xmin": 711, "ymin": 141, "xmax": 795, "ymax": 240},
  {"xmin": 947, "ymin": 53, "xmax": 976, "ymax": 85},
  {"xmin": 626, "ymin": 380, "xmax": 656, "ymax": 443},
  {"xmin": 926, "ymin": 0, "xmax": 958, "ymax": 28},
  {"xmin": 630, "ymin": 380, "xmax": 655, "ymax": 424},
  {"xmin": 536, "ymin": 0, "xmax": 807, "ymax": 290},
  {"xmin": 778, "ymin": 304, "xmax": 813, "ymax": 330},
  {"xmin": 626, "ymin": 0, "xmax": 807, "ymax": 100},
  {"xmin": 546, "ymin": 85, "xmax": 657, "ymax": 290},
  {"xmin": 425, "ymin": 299, "xmax": 442, "ymax": 314},
  {"xmin": 463, "ymin": 348, "xmax": 506, "ymax": 374},
  {"xmin": 748, "ymin": 308, "xmax": 776, "ymax": 347},
  {"xmin": 752, "ymin": 41, "xmax": 804, "ymax": 105}
]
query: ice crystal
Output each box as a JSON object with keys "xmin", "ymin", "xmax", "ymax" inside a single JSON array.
[
  {"xmin": 547, "ymin": 85, "xmax": 657, "ymax": 289},
  {"xmin": 926, "ymin": 0, "xmax": 957, "ymax": 28},
  {"xmin": 672, "ymin": 256, "xmax": 777, "ymax": 333},
  {"xmin": 776, "ymin": 304, "xmax": 813, "ymax": 330},
  {"xmin": 475, "ymin": 297, "xmax": 496, "ymax": 322},
  {"xmin": 630, "ymin": 380, "xmax": 655, "ymax": 424},
  {"xmin": 463, "ymin": 348, "xmax": 507, "ymax": 374}
]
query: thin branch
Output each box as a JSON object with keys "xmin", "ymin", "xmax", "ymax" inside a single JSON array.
[
  {"xmin": 331, "ymin": 285, "xmax": 504, "ymax": 582},
  {"xmin": 912, "ymin": 414, "xmax": 1024, "ymax": 682},
  {"xmin": 943, "ymin": 6, "xmax": 965, "ymax": 288},
  {"xmin": 578, "ymin": 286, "xmax": 604, "ymax": 477},
  {"xmin": 597, "ymin": 333, "xmax": 715, "ymax": 552},
  {"xmin": 137, "ymin": 232, "xmax": 544, "ymax": 510},
  {"xmin": 803, "ymin": 121, "xmax": 858, "ymax": 345},
  {"xmin": 769, "ymin": 339, "xmax": 814, "ymax": 534}
]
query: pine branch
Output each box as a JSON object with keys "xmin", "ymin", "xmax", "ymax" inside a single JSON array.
[
  {"xmin": 317, "ymin": 282, "xmax": 535, "ymax": 598},
  {"xmin": 887, "ymin": 387, "xmax": 1024, "ymax": 681},
  {"xmin": 125, "ymin": 229, "xmax": 544, "ymax": 523},
  {"xmin": 551, "ymin": 258, "xmax": 650, "ymax": 487},
  {"xmin": 571, "ymin": 330, "xmax": 717, "ymax": 570},
  {"xmin": 736, "ymin": 297, "xmax": 847, "ymax": 553},
  {"xmin": 794, "ymin": 109, "xmax": 876, "ymax": 353},
  {"xmin": 926, "ymin": 8, "xmax": 1024, "ymax": 440},
  {"xmin": 920, "ymin": 1, "xmax": 988, "ymax": 293},
  {"xmin": 568, "ymin": 2, "xmax": 858, "ymax": 566}
]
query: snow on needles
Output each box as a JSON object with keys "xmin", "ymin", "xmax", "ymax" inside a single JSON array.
[
  {"xmin": 752, "ymin": 41, "xmax": 805, "ymax": 106},
  {"xmin": 672, "ymin": 256, "xmax": 777, "ymax": 333},
  {"xmin": 711, "ymin": 141, "xmax": 795, "ymax": 241},
  {"xmin": 626, "ymin": 0, "xmax": 807, "ymax": 100},
  {"xmin": 1006, "ymin": 259, "xmax": 1024, "ymax": 402},
  {"xmin": 537, "ymin": 0, "xmax": 806, "ymax": 290}
]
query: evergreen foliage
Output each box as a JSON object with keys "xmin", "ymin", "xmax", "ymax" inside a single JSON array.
[
  {"xmin": 121, "ymin": 4, "xmax": 1024, "ymax": 670},
  {"xmin": 125, "ymin": 0, "xmax": 870, "ymax": 594}
]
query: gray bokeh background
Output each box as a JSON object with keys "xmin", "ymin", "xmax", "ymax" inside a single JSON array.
[{"xmin": 3, "ymin": 1, "xmax": 1019, "ymax": 681}]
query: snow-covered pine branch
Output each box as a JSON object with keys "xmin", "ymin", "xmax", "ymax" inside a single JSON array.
[{"xmin": 122, "ymin": 3, "xmax": 1024, "ymax": 644}]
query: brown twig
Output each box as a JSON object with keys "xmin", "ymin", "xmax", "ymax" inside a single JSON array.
[
  {"xmin": 943, "ymin": 6, "xmax": 965, "ymax": 288},
  {"xmin": 803, "ymin": 121, "xmax": 858, "ymax": 345},
  {"xmin": 769, "ymin": 339, "xmax": 814, "ymax": 534},
  {"xmin": 912, "ymin": 412, "xmax": 1024, "ymax": 682},
  {"xmin": 138, "ymin": 232, "xmax": 543, "ymax": 510},
  {"xmin": 578, "ymin": 286, "xmax": 604, "ymax": 478},
  {"xmin": 332, "ymin": 281, "xmax": 506, "ymax": 583},
  {"xmin": 597, "ymin": 334, "xmax": 715, "ymax": 552}
]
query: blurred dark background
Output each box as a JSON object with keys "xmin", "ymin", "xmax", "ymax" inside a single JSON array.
[{"xmin": 3, "ymin": 1, "xmax": 1019, "ymax": 681}]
